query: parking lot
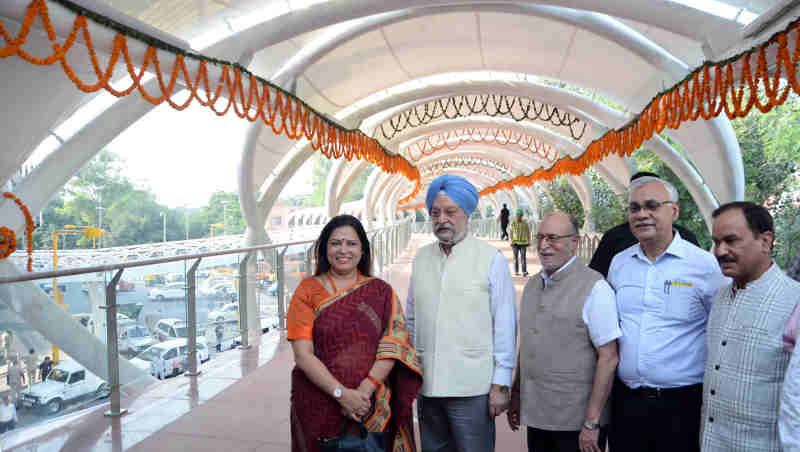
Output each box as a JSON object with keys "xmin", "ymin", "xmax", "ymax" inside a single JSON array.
[{"xmin": 0, "ymin": 280, "xmax": 281, "ymax": 432}]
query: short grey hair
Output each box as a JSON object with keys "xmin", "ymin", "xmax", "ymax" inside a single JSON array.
[{"xmin": 628, "ymin": 176, "xmax": 678, "ymax": 202}]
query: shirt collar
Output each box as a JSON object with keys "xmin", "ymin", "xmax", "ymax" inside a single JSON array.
[
  {"xmin": 541, "ymin": 256, "xmax": 577, "ymax": 287},
  {"xmin": 733, "ymin": 261, "xmax": 778, "ymax": 293},
  {"xmin": 633, "ymin": 229, "xmax": 688, "ymax": 262},
  {"xmin": 437, "ymin": 233, "xmax": 471, "ymax": 256}
]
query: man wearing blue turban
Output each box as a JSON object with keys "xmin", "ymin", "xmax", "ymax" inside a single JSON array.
[{"xmin": 406, "ymin": 174, "xmax": 517, "ymax": 452}]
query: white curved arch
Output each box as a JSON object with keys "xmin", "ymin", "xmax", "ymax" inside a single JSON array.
[{"xmin": 0, "ymin": 3, "xmax": 740, "ymax": 242}]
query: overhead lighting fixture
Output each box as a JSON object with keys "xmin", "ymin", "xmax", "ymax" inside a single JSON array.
[{"xmin": 668, "ymin": 0, "xmax": 758, "ymax": 25}]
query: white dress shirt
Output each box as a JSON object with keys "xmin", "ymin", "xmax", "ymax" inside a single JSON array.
[
  {"xmin": 782, "ymin": 321, "xmax": 800, "ymax": 452},
  {"xmin": 0, "ymin": 402, "xmax": 17, "ymax": 423},
  {"xmin": 541, "ymin": 256, "xmax": 622, "ymax": 347},
  {"xmin": 407, "ymin": 250, "xmax": 517, "ymax": 386},
  {"xmin": 608, "ymin": 232, "xmax": 728, "ymax": 389}
]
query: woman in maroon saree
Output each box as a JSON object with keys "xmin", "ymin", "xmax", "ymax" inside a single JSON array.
[{"xmin": 288, "ymin": 215, "xmax": 422, "ymax": 452}]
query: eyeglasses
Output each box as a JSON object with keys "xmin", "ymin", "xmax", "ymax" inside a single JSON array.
[
  {"xmin": 627, "ymin": 200, "xmax": 675, "ymax": 214},
  {"xmin": 535, "ymin": 233, "xmax": 575, "ymax": 243}
]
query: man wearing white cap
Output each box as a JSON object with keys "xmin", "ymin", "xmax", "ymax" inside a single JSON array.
[{"xmin": 407, "ymin": 174, "xmax": 517, "ymax": 452}]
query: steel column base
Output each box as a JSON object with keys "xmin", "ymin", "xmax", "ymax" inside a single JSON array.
[{"xmin": 104, "ymin": 408, "xmax": 128, "ymax": 417}]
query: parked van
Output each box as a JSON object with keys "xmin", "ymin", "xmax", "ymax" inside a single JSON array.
[
  {"xmin": 119, "ymin": 325, "xmax": 156, "ymax": 356},
  {"xmin": 152, "ymin": 318, "xmax": 207, "ymax": 343},
  {"xmin": 129, "ymin": 339, "xmax": 208, "ymax": 379}
]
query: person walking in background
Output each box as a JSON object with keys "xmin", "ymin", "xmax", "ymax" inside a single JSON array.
[
  {"xmin": 215, "ymin": 323, "xmax": 224, "ymax": 352},
  {"xmin": 701, "ymin": 202, "xmax": 800, "ymax": 451},
  {"xmin": 23, "ymin": 349, "xmax": 36, "ymax": 387},
  {"xmin": 0, "ymin": 395, "xmax": 18, "ymax": 433},
  {"xmin": 6, "ymin": 360, "xmax": 24, "ymax": 406},
  {"xmin": 38, "ymin": 356, "xmax": 53, "ymax": 382},
  {"xmin": 510, "ymin": 208, "xmax": 531, "ymax": 277},
  {"xmin": 499, "ymin": 203, "xmax": 510, "ymax": 241},
  {"xmin": 607, "ymin": 176, "xmax": 727, "ymax": 452},
  {"xmin": 407, "ymin": 174, "xmax": 517, "ymax": 452}
]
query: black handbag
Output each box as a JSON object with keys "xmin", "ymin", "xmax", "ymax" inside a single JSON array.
[{"xmin": 319, "ymin": 421, "xmax": 387, "ymax": 452}]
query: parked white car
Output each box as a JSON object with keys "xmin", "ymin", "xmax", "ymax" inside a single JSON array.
[
  {"xmin": 120, "ymin": 325, "xmax": 156, "ymax": 356},
  {"xmin": 152, "ymin": 318, "xmax": 207, "ymax": 343},
  {"xmin": 19, "ymin": 360, "xmax": 109, "ymax": 414},
  {"xmin": 208, "ymin": 303, "xmax": 239, "ymax": 323},
  {"xmin": 130, "ymin": 339, "xmax": 209, "ymax": 379},
  {"xmin": 147, "ymin": 282, "xmax": 186, "ymax": 301}
]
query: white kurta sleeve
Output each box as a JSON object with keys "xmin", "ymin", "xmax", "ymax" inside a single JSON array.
[{"xmin": 488, "ymin": 251, "xmax": 517, "ymax": 386}]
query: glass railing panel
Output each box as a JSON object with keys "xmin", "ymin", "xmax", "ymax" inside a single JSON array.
[{"xmin": 3, "ymin": 276, "xmax": 112, "ymax": 430}]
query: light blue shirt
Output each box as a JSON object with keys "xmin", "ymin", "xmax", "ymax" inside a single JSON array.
[
  {"xmin": 608, "ymin": 232, "xmax": 727, "ymax": 389},
  {"xmin": 407, "ymin": 249, "xmax": 517, "ymax": 386}
]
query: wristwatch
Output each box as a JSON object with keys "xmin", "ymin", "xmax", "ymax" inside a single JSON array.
[
  {"xmin": 583, "ymin": 419, "xmax": 600, "ymax": 430},
  {"xmin": 332, "ymin": 386, "xmax": 343, "ymax": 399}
]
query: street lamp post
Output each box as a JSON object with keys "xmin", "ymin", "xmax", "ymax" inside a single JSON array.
[
  {"xmin": 51, "ymin": 225, "xmax": 104, "ymax": 362},
  {"xmin": 222, "ymin": 201, "xmax": 230, "ymax": 236},
  {"xmin": 160, "ymin": 212, "xmax": 166, "ymax": 242}
]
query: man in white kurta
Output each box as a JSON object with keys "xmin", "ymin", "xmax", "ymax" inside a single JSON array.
[
  {"xmin": 782, "ymin": 306, "xmax": 800, "ymax": 452},
  {"xmin": 701, "ymin": 202, "xmax": 800, "ymax": 452},
  {"xmin": 407, "ymin": 174, "xmax": 517, "ymax": 452}
]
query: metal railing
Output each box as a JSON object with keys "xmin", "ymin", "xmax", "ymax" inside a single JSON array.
[{"xmin": 0, "ymin": 220, "xmax": 412, "ymax": 425}]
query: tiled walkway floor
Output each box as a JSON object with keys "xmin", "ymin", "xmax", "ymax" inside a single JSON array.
[{"xmin": 5, "ymin": 234, "xmax": 539, "ymax": 452}]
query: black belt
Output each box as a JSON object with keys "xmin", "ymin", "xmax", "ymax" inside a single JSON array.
[{"xmin": 628, "ymin": 384, "xmax": 701, "ymax": 400}]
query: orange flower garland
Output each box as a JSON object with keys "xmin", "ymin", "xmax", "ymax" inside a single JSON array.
[
  {"xmin": 408, "ymin": 128, "xmax": 557, "ymax": 163},
  {"xmin": 3, "ymin": 1, "xmax": 800, "ymax": 202},
  {"xmin": 0, "ymin": 0, "xmax": 420, "ymax": 205},
  {"xmin": 479, "ymin": 18, "xmax": 800, "ymax": 198},
  {"xmin": 1, "ymin": 192, "xmax": 36, "ymax": 272}
]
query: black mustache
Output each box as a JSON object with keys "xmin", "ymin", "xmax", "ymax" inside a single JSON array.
[{"xmin": 717, "ymin": 256, "xmax": 736, "ymax": 264}]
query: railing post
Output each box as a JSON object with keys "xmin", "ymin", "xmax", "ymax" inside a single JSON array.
[
  {"xmin": 238, "ymin": 252, "xmax": 252, "ymax": 349},
  {"xmin": 277, "ymin": 246, "xmax": 288, "ymax": 331},
  {"xmin": 376, "ymin": 233, "xmax": 384, "ymax": 275},
  {"xmin": 185, "ymin": 258, "xmax": 202, "ymax": 376},
  {"xmin": 103, "ymin": 269, "xmax": 127, "ymax": 417},
  {"xmin": 305, "ymin": 245, "xmax": 313, "ymax": 277}
]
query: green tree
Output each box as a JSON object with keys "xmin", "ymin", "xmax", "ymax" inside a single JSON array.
[
  {"xmin": 32, "ymin": 193, "xmax": 67, "ymax": 248},
  {"xmin": 539, "ymin": 178, "xmax": 584, "ymax": 228},
  {"xmin": 588, "ymin": 170, "xmax": 626, "ymax": 233},
  {"xmin": 342, "ymin": 166, "xmax": 374, "ymax": 203},
  {"xmin": 204, "ymin": 191, "xmax": 245, "ymax": 236},
  {"xmin": 104, "ymin": 189, "xmax": 164, "ymax": 245},
  {"xmin": 310, "ymin": 154, "xmax": 332, "ymax": 207}
]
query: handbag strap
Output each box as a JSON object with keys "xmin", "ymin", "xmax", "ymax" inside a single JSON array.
[{"xmin": 337, "ymin": 419, "xmax": 368, "ymax": 438}]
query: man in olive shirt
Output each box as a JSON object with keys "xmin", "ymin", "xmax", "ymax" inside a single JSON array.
[{"xmin": 510, "ymin": 209, "xmax": 531, "ymax": 276}]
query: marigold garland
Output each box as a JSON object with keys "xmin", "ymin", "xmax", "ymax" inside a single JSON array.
[
  {"xmin": 0, "ymin": 0, "xmax": 420, "ymax": 204},
  {"xmin": 1, "ymin": 192, "xmax": 36, "ymax": 272},
  {"xmin": 4, "ymin": 1, "xmax": 800, "ymax": 204},
  {"xmin": 407, "ymin": 128, "xmax": 557, "ymax": 163},
  {"xmin": 479, "ymin": 15, "xmax": 800, "ymax": 198}
]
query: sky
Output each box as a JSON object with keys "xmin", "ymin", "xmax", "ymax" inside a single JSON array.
[{"xmin": 106, "ymin": 102, "xmax": 313, "ymax": 208}]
